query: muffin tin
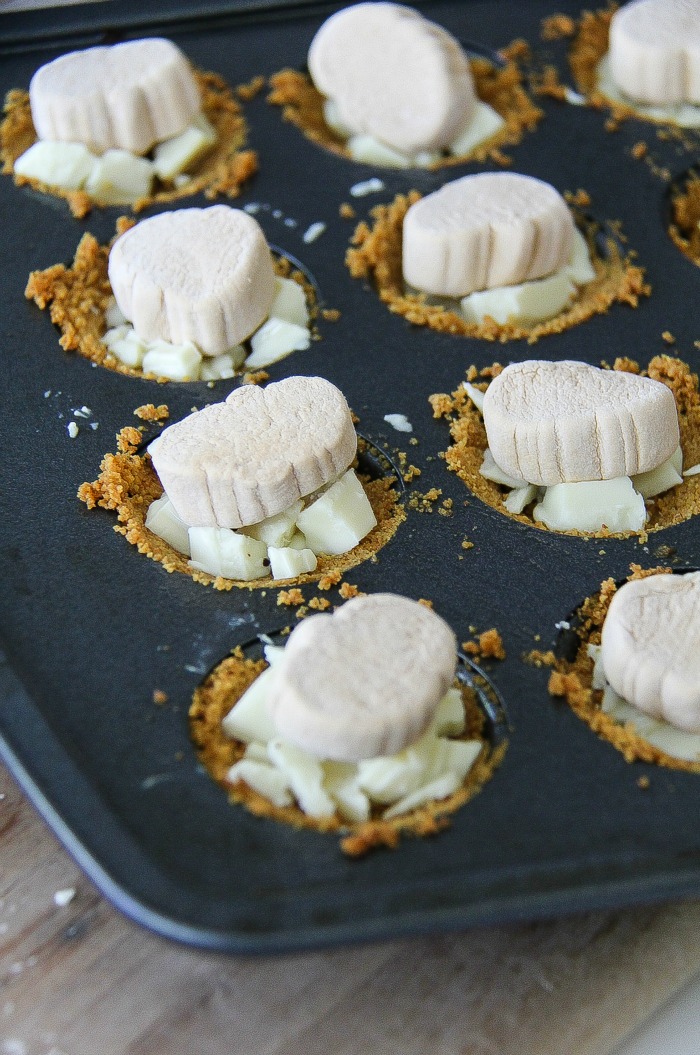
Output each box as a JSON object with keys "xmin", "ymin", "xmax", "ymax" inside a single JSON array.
[{"xmin": 2, "ymin": 0, "xmax": 700, "ymax": 954}]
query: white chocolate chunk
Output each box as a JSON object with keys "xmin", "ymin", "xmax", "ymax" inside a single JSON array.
[
  {"xmin": 308, "ymin": 2, "xmax": 477, "ymax": 155},
  {"xmin": 152, "ymin": 114, "xmax": 216, "ymax": 180},
  {"xmin": 267, "ymin": 738, "xmax": 336, "ymax": 817},
  {"xmin": 141, "ymin": 339, "xmax": 201, "ymax": 381},
  {"xmin": 482, "ymin": 360, "xmax": 680, "ymax": 486},
  {"xmin": 429, "ymin": 687, "xmax": 466, "ymax": 737},
  {"xmin": 323, "ymin": 98, "xmax": 355, "ymax": 138},
  {"xmin": 479, "ymin": 448, "xmax": 529, "ymax": 490},
  {"xmin": 383, "ymin": 772, "xmax": 460, "ymax": 820},
  {"xmin": 104, "ymin": 297, "xmax": 126, "ymax": 328},
  {"xmin": 402, "ymin": 172, "xmax": 575, "ymax": 298},
  {"xmin": 347, "ymin": 134, "xmax": 415, "ymax": 168},
  {"xmin": 199, "ymin": 349, "xmax": 245, "ymax": 382},
  {"xmin": 448, "ymin": 100, "xmax": 506, "ymax": 156},
  {"xmin": 608, "ymin": 0, "xmax": 700, "ymax": 106},
  {"xmin": 631, "ymin": 446, "xmax": 683, "ymax": 498},
  {"xmin": 461, "ymin": 271, "xmax": 576, "ymax": 326},
  {"xmin": 295, "ymin": 469, "xmax": 377, "ymax": 556},
  {"xmin": 244, "ymin": 500, "xmax": 304, "ymax": 548},
  {"xmin": 503, "ymin": 484, "xmax": 538, "ymax": 515},
  {"xmin": 601, "ymin": 572, "xmax": 700, "ymax": 732},
  {"xmin": 532, "ymin": 477, "xmax": 647, "ymax": 533},
  {"xmin": 323, "ymin": 764, "xmax": 370, "ymax": 823},
  {"xmin": 268, "ymin": 277, "xmax": 309, "ymax": 328},
  {"xmin": 267, "ymin": 546, "xmax": 318, "ymax": 580},
  {"xmin": 29, "ymin": 38, "xmax": 200, "ymax": 155},
  {"xmin": 227, "ymin": 758, "xmax": 292, "ymax": 808},
  {"xmin": 145, "ymin": 494, "xmax": 191, "ymax": 556},
  {"xmin": 188, "ymin": 526, "xmax": 270, "ymax": 580},
  {"xmin": 108, "ymin": 206, "xmax": 276, "ymax": 355},
  {"xmin": 265, "ymin": 593, "xmax": 457, "ymax": 762},
  {"xmin": 223, "ymin": 666, "xmax": 279, "ymax": 743},
  {"xmin": 150, "ymin": 376, "xmax": 357, "ymax": 529},
  {"xmin": 565, "ymin": 228, "xmax": 597, "ymax": 285},
  {"xmin": 246, "ymin": 318, "xmax": 311, "ymax": 369},
  {"xmin": 14, "ymin": 140, "xmax": 94, "ymax": 190},
  {"xmin": 102, "ymin": 325, "xmax": 146, "ymax": 368},
  {"xmin": 84, "ymin": 149, "xmax": 153, "ymax": 204}
]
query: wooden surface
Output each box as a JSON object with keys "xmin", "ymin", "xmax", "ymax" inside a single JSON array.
[{"xmin": 3, "ymin": 762, "xmax": 700, "ymax": 1055}]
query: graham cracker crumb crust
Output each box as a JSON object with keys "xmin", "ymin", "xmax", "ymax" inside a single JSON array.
[
  {"xmin": 25, "ymin": 221, "xmax": 321, "ymax": 381},
  {"xmin": 430, "ymin": 355, "xmax": 700, "ymax": 538},
  {"xmin": 345, "ymin": 191, "xmax": 648, "ymax": 343},
  {"xmin": 539, "ymin": 564, "xmax": 700, "ymax": 772},
  {"xmin": 77, "ymin": 427, "xmax": 405, "ymax": 592},
  {"xmin": 266, "ymin": 43, "xmax": 542, "ymax": 168},
  {"xmin": 1, "ymin": 70, "xmax": 258, "ymax": 217},
  {"xmin": 189, "ymin": 647, "xmax": 506, "ymax": 856},
  {"xmin": 669, "ymin": 171, "xmax": 700, "ymax": 267}
]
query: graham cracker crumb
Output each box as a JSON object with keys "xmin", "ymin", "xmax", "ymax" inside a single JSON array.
[
  {"xmin": 318, "ymin": 570, "xmax": 342, "ymax": 591},
  {"xmin": 541, "ymin": 13, "xmax": 577, "ymax": 39},
  {"xmin": 631, "ymin": 141, "xmax": 647, "ymax": 159},
  {"xmin": 463, "ymin": 628, "xmax": 506, "ymax": 662},
  {"xmin": 308, "ymin": 596, "xmax": 331, "ymax": 610},
  {"xmin": 153, "ymin": 689, "xmax": 168, "ymax": 705},
  {"xmin": 670, "ymin": 172, "xmax": 700, "ymax": 267},
  {"xmin": 278, "ymin": 588, "xmax": 304, "ymax": 607},
  {"xmin": 662, "ymin": 331, "xmax": 676, "ymax": 345},
  {"xmin": 340, "ymin": 202, "xmax": 356, "ymax": 219},
  {"xmin": 236, "ymin": 75, "xmax": 266, "ymax": 101},
  {"xmin": 638, "ymin": 775, "xmax": 651, "ymax": 789},
  {"xmin": 338, "ymin": 582, "xmax": 363, "ymax": 600},
  {"xmin": 134, "ymin": 403, "xmax": 169, "ymax": 422},
  {"xmin": 321, "ymin": 307, "xmax": 340, "ymax": 322},
  {"xmin": 417, "ymin": 598, "xmax": 433, "ymax": 609},
  {"xmin": 242, "ymin": 370, "xmax": 270, "ymax": 386}
]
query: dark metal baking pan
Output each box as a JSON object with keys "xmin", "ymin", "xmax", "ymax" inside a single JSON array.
[{"xmin": 2, "ymin": 0, "xmax": 700, "ymax": 953}]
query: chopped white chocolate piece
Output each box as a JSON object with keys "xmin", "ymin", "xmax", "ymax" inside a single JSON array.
[
  {"xmin": 227, "ymin": 758, "xmax": 293, "ymax": 808},
  {"xmin": 631, "ymin": 446, "xmax": 683, "ymax": 498},
  {"xmin": 150, "ymin": 377, "xmax": 357, "ymax": 529},
  {"xmin": 102, "ymin": 326, "xmax": 146, "ymax": 368},
  {"xmin": 503, "ymin": 484, "xmax": 538, "ymax": 515},
  {"xmin": 267, "ymin": 546, "xmax": 318, "ymax": 580},
  {"xmin": 347, "ymin": 134, "xmax": 416, "ymax": 168},
  {"xmin": 266, "ymin": 594, "xmax": 457, "ymax": 762},
  {"xmin": 84, "ymin": 149, "xmax": 154, "ymax": 204},
  {"xmin": 199, "ymin": 348, "xmax": 245, "ymax": 381},
  {"xmin": 322, "ymin": 98, "xmax": 354, "ymax": 138},
  {"xmin": 479, "ymin": 448, "xmax": 530, "ymax": 490},
  {"xmin": 602, "ymin": 571, "xmax": 700, "ymax": 732},
  {"xmin": 152, "ymin": 114, "xmax": 216, "ymax": 180},
  {"xmin": 482, "ymin": 360, "xmax": 680, "ymax": 486},
  {"xmin": 141, "ymin": 339, "xmax": 202, "ymax": 382},
  {"xmin": 145, "ymin": 494, "xmax": 191, "ymax": 556},
  {"xmin": 244, "ymin": 500, "xmax": 304, "ymax": 548},
  {"xmin": 104, "ymin": 297, "xmax": 127, "ymax": 328},
  {"xmin": 14, "ymin": 140, "xmax": 94, "ymax": 190},
  {"xmin": 188, "ymin": 526, "xmax": 270, "ymax": 581},
  {"xmin": 109, "ymin": 206, "xmax": 276, "ymax": 355},
  {"xmin": 222, "ymin": 666, "xmax": 279, "ymax": 743},
  {"xmin": 532, "ymin": 477, "xmax": 647, "ymax": 533},
  {"xmin": 430, "ymin": 687, "xmax": 467, "ymax": 737},
  {"xmin": 323, "ymin": 764, "xmax": 371, "ymax": 823},
  {"xmin": 29, "ymin": 38, "xmax": 201, "ymax": 155},
  {"xmin": 246, "ymin": 317, "xmax": 311, "ymax": 369},
  {"xmin": 403, "ymin": 173, "xmax": 575, "ymax": 298},
  {"xmin": 295, "ymin": 469, "xmax": 377, "ymax": 556},
  {"xmin": 308, "ymin": 3, "xmax": 477, "ymax": 155},
  {"xmin": 448, "ymin": 100, "xmax": 506, "ymax": 156},
  {"xmin": 383, "ymin": 772, "xmax": 460, "ymax": 820},
  {"xmin": 267, "ymin": 738, "xmax": 336, "ymax": 817},
  {"xmin": 461, "ymin": 271, "xmax": 576, "ymax": 326},
  {"xmin": 268, "ymin": 277, "xmax": 310, "ymax": 328},
  {"xmin": 383, "ymin": 413, "xmax": 413, "ymax": 433},
  {"xmin": 463, "ymin": 382, "xmax": 485, "ymax": 413},
  {"xmin": 608, "ymin": 0, "xmax": 700, "ymax": 106},
  {"xmin": 564, "ymin": 228, "xmax": 597, "ymax": 285}
]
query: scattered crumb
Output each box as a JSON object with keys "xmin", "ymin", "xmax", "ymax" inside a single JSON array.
[
  {"xmin": 67, "ymin": 422, "xmax": 79, "ymax": 438},
  {"xmin": 541, "ymin": 13, "xmax": 576, "ymax": 39},
  {"xmin": 134, "ymin": 403, "xmax": 169, "ymax": 422},
  {"xmin": 303, "ymin": 221, "xmax": 326, "ymax": 244},
  {"xmin": 338, "ymin": 582, "xmax": 363, "ymax": 599},
  {"xmin": 242, "ymin": 369, "xmax": 269, "ymax": 386},
  {"xmin": 236, "ymin": 74, "xmax": 266, "ymax": 101},
  {"xmin": 308, "ymin": 596, "xmax": 331, "ymax": 610},
  {"xmin": 461, "ymin": 538, "xmax": 475, "ymax": 551},
  {"xmin": 339, "ymin": 202, "xmax": 356, "ymax": 219},
  {"xmin": 277, "ymin": 588, "xmax": 304, "ymax": 607},
  {"xmin": 662, "ymin": 331, "xmax": 676, "ymax": 345},
  {"xmin": 318, "ymin": 570, "xmax": 342, "ymax": 591},
  {"xmin": 631, "ymin": 141, "xmax": 647, "ymax": 159},
  {"xmin": 350, "ymin": 177, "xmax": 385, "ymax": 197},
  {"xmin": 321, "ymin": 307, "xmax": 340, "ymax": 322},
  {"xmin": 152, "ymin": 689, "xmax": 168, "ymax": 705},
  {"xmin": 638, "ymin": 775, "xmax": 651, "ymax": 789},
  {"xmin": 417, "ymin": 598, "xmax": 434, "ymax": 609},
  {"xmin": 463, "ymin": 628, "xmax": 506, "ymax": 662}
]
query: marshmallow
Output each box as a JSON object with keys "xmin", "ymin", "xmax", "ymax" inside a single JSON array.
[
  {"xmin": 482, "ymin": 360, "xmax": 679, "ymax": 486},
  {"xmin": 265, "ymin": 594, "xmax": 458, "ymax": 761},
  {"xmin": 108, "ymin": 206, "xmax": 276, "ymax": 355},
  {"xmin": 148, "ymin": 376, "xmax": 357, "ymax": 529},
  {"xmin": 29, "ymin": 38, "xmax": 201, "ymax": 156},
  {"xmin": 402, "ymin": 173, "xmax": 575, "ymax": 298},
  {"xmin": 608, "ymin": 0, "xmax": 700, "ymax": 106},
  {"xmin": 308, "ymin": 2, "xmax": 477, "ymax": 155},
  {"xmin": 601, "ymin": 572, "xmax": 700, "ymax": 732}
]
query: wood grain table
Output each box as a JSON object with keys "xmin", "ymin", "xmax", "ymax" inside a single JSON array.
[{"xmin": 3, "ymin": 760, "xmax": 700, "ymax": 1055}]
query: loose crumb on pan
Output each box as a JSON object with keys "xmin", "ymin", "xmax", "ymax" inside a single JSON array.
[
  {"xmin": 345, "ymin": 191, "xmax": 648, "ymax": 343},
  {"xmin": 77, "ymin": 430, "xmax": 405, "ymax": 592},
  {"xmin": 540, "ymin": 564, "xmax": 700, "ymax": 772},
  {"xmin": 669, "ymin": 171, "xmax": 700, "ymax": 267},
  {"xmin": 1, "ymin": 71, "xmax": 258, "ymax": 217},
  {"xmin": 25, "ymin": 222, "xmax": 322, "ymax": 380},
  {"xmin": 463, "ymin": 628, "xmax": 506, "ymax": 662},
  {"xmin": 430, "ymin": 355, "xmax": 700, "ymax": 538},
  {"xmin": 188, "ymin": 648, "xmax": 506, "ymax": 856},
  {"xmin": 134, "ymin": 404, "xmax": 169, "ymax": 423},
  {"xmin": 266, "ymin": 45, "xmax": 542, "ymax": 168}
]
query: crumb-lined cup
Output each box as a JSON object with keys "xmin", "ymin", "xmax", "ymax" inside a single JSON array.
[
  {"xmin": 189, "ymin": 595, "xmax": 508, "ymax": 855},
  {"xmin": 430, "ymin": 356, "xmax": 700, "ymax": 537},
  {"xmin": 25, "ymin": 208, "xmax": 320, "ymax": 382},
  {"xmin": 548, "ymin": 567, "xmax": 700, "ymax": 772},
  {"xmin": 347, "ymin": 174, "xmax": 649, "ymax": 343},
  {"xmin": 78, "ymin": 378, "xmax": 405, "ymax": 590},
  {"xmin": 2, "ymin": 39, "xmax": 258, "ymax": 217},
  {"xmin": 267, "ymin": 3, "xmax": 542, "ymax": 169}
]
